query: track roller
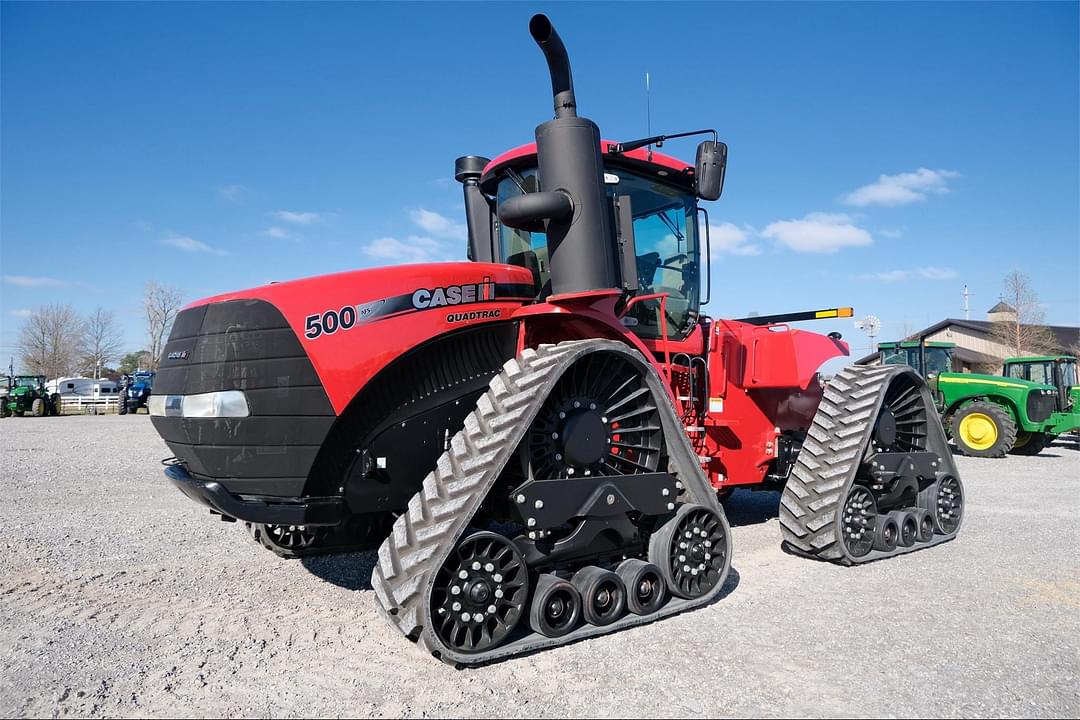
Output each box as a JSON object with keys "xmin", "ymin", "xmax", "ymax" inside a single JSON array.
[
  {"xmin": 890, "ymin": 510, "xmax": 918, "ymax": 548},
  {"xmin": 572, "ymin": 566, "xmax": 626, "ymax": 626},
  {"xmin": 872, "ymin": 514, "xmax": 899, "ymax": 552},
  {"xmin": 528, "ymin": 574, "xmax": 581, "ymax": 637},
  {"xmin": 912, "ymin": 508, "xmax": 935, "ymax": 542},
  {"xmin": 616, "ymin": 559, "xmax": 666, "ymax": 616}
]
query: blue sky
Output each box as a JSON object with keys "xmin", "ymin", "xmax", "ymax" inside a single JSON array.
[{"xmin": 2, "ymin": 1, "xmax": 1077, "ymax": 366}]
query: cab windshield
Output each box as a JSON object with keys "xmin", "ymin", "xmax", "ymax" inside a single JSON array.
[
  {"xmin": 881, "ymin": 346, "xmax": 952, "ymax": 376},
  {"xmin": 496, "ymin": 167, "xmax": 700, "ymax": 340}
]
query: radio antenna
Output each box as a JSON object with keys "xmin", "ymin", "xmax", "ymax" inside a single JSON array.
[{"xmin": 645, "ymin": 72, "xmax": 652, "ymax": 160}]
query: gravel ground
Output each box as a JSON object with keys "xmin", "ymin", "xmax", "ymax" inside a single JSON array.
[{"xmin": 1, "ymin": 414, "xmax": 1077, "ymax": 718}]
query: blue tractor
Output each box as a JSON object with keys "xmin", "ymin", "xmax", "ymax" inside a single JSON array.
[{"xmin": 119, "ymin": 370, "xmax": 155, "ymax": 415}]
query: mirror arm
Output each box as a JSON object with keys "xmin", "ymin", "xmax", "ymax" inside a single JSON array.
[{"xmin": 698, "ymin": 206, "xmax": 711, "ymax": 306}]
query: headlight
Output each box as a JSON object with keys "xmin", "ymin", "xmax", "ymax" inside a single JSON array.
[{"xmin": 148, "ymin": 390, "xmax": 249, "ymax": 418}]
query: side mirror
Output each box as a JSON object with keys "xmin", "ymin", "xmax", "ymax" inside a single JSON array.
[{"xmin": 695, "ymin": 140, "xmax": 727, "ymax": 201}]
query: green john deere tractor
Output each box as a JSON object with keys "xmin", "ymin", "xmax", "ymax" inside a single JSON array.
[
  {"xmin": 877, "ymin": 341, "xmax": 1064, "ymax": 458},
  {"xmin": 1001, "ymin": 355, "xmax": 1079, "ymax": 452},
  {"xmin": 1, "ymin": 375, "xmax": 60, "ymax": 418}
]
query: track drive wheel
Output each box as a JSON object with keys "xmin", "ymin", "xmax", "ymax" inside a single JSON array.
[
  {"xmin": 430, "ymin": 531, "xmax": 528, "ymax": 654},
  {"xmin": 648, "ymin": 503, "xmax": 728, "ymax": 600},
  {"xmin": 951, "ymin": 402, "xmax": 1016, "ymax": 458},
  {"xmin": 1010, "ymin": 431, "xmax": 1051, "ymax": 456}
]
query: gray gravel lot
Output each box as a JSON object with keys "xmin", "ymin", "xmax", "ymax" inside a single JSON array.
[{"xmin": 1, "ymin": 414, "xmax": 1077, "ymax": 718}]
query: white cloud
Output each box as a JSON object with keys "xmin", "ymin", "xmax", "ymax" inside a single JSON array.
[
  {"xmin": 918, "ymin": 266, "xmax": 958, "ymax": 280},
  {"xmin": 161, "ymin": 235, "xmax": 228, "ymax": 256},
  {"xmin": 3, "ymin": 275, "xmax": 67, "ymax": 288},
  {"xmin": 842, "ymin": 168, "xmax": 961, "ymax": 207},
  {"xmin": 361, "ymin": 235, "xmax": 452, "ymax": 265},
  {"xmin": 878, "ymin": 228, "xmax": 904, "ymax": 239},
  {"xmin": 262, "ymin": 226, "xmax": 289, "ymax": 239},
  {"xmin": 272, "ymin": 210, "xmax": 323, "ymax": 225},
  {"xmin": 8, "ymin": 308, "xmax": 34, "ymax": 318},
  {"xmin": 857, "ymin": 266, "xmax": 958, "ymax": 283},
  {"xmin": 761, "ymin": 212, "xmax": 872, "ymax": 253},
  {"xmin": 708, "ymin": 222, "xmax": 761, "ymax": 256},
  {"xmin": 217, "ymin": 185, "xmax": 249, "ymax": 203},
  {"xmin": 410, "ymin": 208, "xmax": 467, "ymax": 242}
]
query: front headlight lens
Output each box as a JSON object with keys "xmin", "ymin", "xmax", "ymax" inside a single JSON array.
[{"xmin": 148, "ymin": 390, "xmax": 249, "ymax": 418}]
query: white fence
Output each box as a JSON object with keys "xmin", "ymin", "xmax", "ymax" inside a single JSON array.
[{"xmin": 56, "ymin": 395, "xmax": 121, "ymax": 415}]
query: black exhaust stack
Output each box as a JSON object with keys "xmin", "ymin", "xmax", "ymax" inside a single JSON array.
[{"xmin": 501, "ymin": 15, "xmax": 618, "ymax": 296}]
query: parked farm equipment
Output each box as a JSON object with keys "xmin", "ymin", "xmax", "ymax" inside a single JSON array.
[
  {"xmin": 879, "ymin": 340, "xmax": 1072, "ymax": 457},
  {"xmin": 1, "ymin": 376, "xmax": 60, "ymax": 418},
  {"xmin": 150, "ymin": 15, "xmax": 963, "ymax": 664},
  {"xmin": 119, "ymin": 370, "xmax": 155, "ymax": 415}
]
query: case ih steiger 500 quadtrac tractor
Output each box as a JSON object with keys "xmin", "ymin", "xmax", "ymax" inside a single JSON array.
[{"xmin": 149, "ymin": 15, "xmax": 963, "ymax": 665}]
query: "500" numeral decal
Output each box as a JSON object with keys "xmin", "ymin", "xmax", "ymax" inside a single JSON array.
[{"xmin": 304, "ymin": 304, "xmax": 358, "ymax": 339}]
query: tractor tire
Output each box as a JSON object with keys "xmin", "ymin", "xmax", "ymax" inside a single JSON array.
[
  {"xmin": 118, "ymin": 396, "xmax": 128, "ymax": 415},
  {"xmin": 31, "ymin": 398, "xmax": 45, "ymax": 417},
  {"xmin": 1010, "ymin": 431, "xmax": 1051, "ymax": 456},
  {"xmin": 49, "ymin": 394, "xmax": 61, "ymax": 416},
  {"xmin": 951, "ymin": 402, "xmax": 1016, "ymax": 458}
]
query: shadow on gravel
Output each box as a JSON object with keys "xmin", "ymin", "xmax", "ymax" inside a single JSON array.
[
  {"xmin": 722, "ymin": 489, "xmax": 781, "ymax": 527},
  {"xmin": 300, "ymin": 549, "xmax": 378, "ymax": 591}
]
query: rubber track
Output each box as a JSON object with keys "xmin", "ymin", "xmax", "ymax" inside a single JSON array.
[
  {"xmin": 371, "ymin": 340, "xmax": 731, "ymax": 666},
  {"xmin": 779, "ymin": 364, "xmax": 964, "ymax": 564}
]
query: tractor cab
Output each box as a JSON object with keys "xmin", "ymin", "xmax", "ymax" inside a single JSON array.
[
  {"xmin": 879, "ymin": 341, "xmax": 956, "ymax": 378},
  {"xmin": 1003, "ymin": 356, "xmax": 1078, "ymax": 411},
  {"xmin": 477, "ymin": 143, "xmax": 708, "ymax": 340},
  {"xmin": 12, "ymin": 375, "xmax": 47, "ymax": 393}
]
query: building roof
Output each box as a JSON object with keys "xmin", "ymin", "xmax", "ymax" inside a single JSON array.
[
  {"xmin": 988, "ymin": 301, "xmax": 1015, "ymax": 313},
  {"xmin": 855, "ymin": 318, "xmax": 1079, "ymax": 365}
]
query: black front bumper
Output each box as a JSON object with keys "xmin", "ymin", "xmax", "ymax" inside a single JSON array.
[{"xmin": 165, "ymin": 463, "xmax": 345, "ymax": 526}]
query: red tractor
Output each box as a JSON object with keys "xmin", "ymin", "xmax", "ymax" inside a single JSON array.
[{"xmin": 150, "ymin": 15, "xmax": 963, "ymax": 665}]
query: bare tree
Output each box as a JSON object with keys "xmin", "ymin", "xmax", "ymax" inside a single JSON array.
[
  {"xmin": 144, "ymin": 282, "xmax": 184, "ymax": 369},
  {"xmin": 79, "ymin": 307, "xmax": 124, "ymax": 378},
  {"xmin": 16, "ymin": 304, "xmax": 82, "ymax": 378},
  {"xmin": 989, "ymin": 270, "xmax": 1058, "ymax": 358}
]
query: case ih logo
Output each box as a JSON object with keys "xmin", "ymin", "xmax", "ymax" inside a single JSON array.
[
  {"xmin": 167, "ymin": 350, "xmax": 188, "ymax": 360},
  {"xmin": 411, "ymin": 279, "xmax": 496, "ymax": 310},
  {"xmin": 303, "ymin": 278, "xmax": 501, "ymax": 340}
]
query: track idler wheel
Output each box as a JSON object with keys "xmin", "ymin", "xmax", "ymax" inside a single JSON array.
[
  {"xmin": 841, "ymin": 485, "xmax": 877, "ymax": 558},
  {"xmin": 528, "ymin": 574, "xmax": 581, "ymax": 638},
  {"xmin": 430, "ymin": 531, "xmax": 528, "ymax": 654},
  {"xmin": 250, "ymin": 523, "xmax": 321, "ymax": 552},
  {"xmin": 872, "ymin": 514, "xmax": 899, "ymax": 552},
  {"xmin": 648, "ymin": 504, "xmax": 727, "ymax": 600},
  {"xmin": 572, "ymin": 566, "xmax": 626, "ymax": 626},
  {"xmin": 616, "ymin": 559, "xmax": 666, "ymax": 616},
  {"xmin": 922, "ymin": 475, "xmax": 964, "ymax": 535}
]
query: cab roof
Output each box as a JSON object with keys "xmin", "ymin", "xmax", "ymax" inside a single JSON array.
[
  {"xmin": 480, "ymin": 140, "xmax": 695, "ymax": 194},
  {"xmin": 878, "ymin": 341, "xmax": 956, "ymax": 349},
  {"xmin": 1003, "ymin": 355, "xmax": 1076, "ymax": 363}
]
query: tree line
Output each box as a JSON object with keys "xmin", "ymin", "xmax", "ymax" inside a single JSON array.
[{"xmin": 14, "ymin": 282, "xmax": 184, "ymax": 379}]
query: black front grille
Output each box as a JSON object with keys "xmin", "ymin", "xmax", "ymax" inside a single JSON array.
[
  {"xmin": 1026, "ymin": 392, "xmax": 1056, "ymax": 424},
  {"xmin": 151, "ymin": 299, "xmax": 334, "ymax": 497}
]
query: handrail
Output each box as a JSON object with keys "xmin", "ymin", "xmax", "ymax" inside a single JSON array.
[{"xmin": 623, "ymin": 292, "xmax": 672, "ymax": 381}]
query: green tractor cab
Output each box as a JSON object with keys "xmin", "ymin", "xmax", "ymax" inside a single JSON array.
[
  {"xmin": 877, "ymin": 341, "xmax": 1061, "ymax": 458},
  {"xmin": 1, "ymin": 375, "xmax": 60, "ymax": 418},
  {"xmin": 1002, "ymin": 355, "xmax": 1079, "ymax": 449}
]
